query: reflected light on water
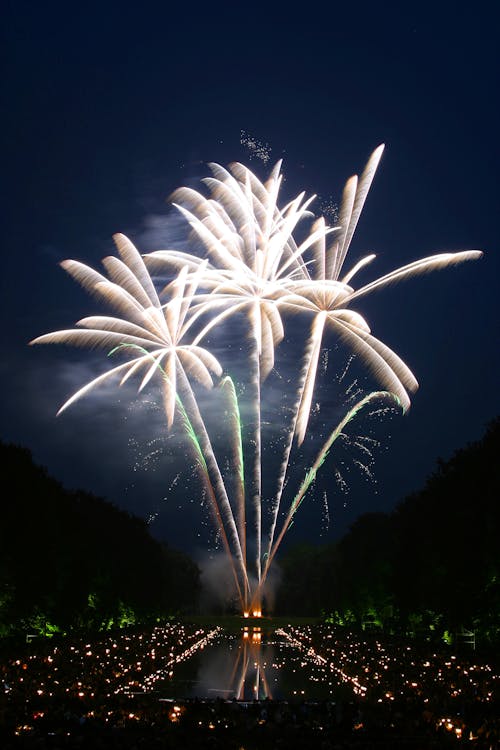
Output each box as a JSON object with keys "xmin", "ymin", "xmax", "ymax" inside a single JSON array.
[{"xmin": 3, "ymin": 621, "xmax": 499, "ymax": 747}]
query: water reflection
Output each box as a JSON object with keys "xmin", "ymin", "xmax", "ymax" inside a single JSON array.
[
  {"xmin": 233, "ymin": 627, "xmax": 273, "ymax": 700},
  {"xmin": 3, "ymin": 624, "xmax": 497, "ymax": 745},
  {"xmin": 192, "ymin": 627, "xmax": 276, "ymax": 701}
]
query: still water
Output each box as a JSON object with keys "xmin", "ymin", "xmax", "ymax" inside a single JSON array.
[{"xmin": 165, "ymin": 627, "xmax": 337, "ymax": 702}]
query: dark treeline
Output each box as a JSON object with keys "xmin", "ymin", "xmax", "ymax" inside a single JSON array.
[
  {"xmin": 275, "ymin": 418, "xmax": 500, "ymax": 648},
  {"xmin": 2, "ymin": 418, "xmax": 499, "ymax": 646},
  {"xmin": 0, "ymin": 442, "xmax": 200, "ymax": 637}
]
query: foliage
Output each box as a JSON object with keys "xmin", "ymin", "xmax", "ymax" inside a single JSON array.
[
  {"xmin": 0, "ymin": 441, "xmax": 200, "ymax": 637},
  {"xmin": 276, "ymin": 418, "xmax": 500, "ymax": 647}
]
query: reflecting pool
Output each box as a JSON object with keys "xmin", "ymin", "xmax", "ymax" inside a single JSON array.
[
  {"xmin": 2, "ymin": 621, "xmax": 498, "ymax": 746},
  {"xmin": 165, "ymin": 627, "xmax": 338, "ymax": 702}
]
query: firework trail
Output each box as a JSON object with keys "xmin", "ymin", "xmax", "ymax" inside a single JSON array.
[
  {"xmin": 353, "ymin": 459, "xmax": 375, "ymax": 483},
  {"xmin": 337, "ymin": 354, "xmax": 355, "ymax": 384},
  {"xmin": 220, "ymin": 376, "xmax": 247, "ymax": 602},
  {"xmin": 253, "ymin": 391, "xmax": 402, "ymax": 608},
  {"xmin": 351, "ymin": 439, "xmax": 375, "ymax": 459},
  {"xmin": 124, "ymin": 345, "xmax": 250, "ymax": 603},
  {"xmin": 322, "ymin": 490, "xmax": 330, "ymax": 533},
  {"xmin": 321, "ymin": 348, "xmax": 329, "ymax": 374},
  {"xmin": 334, "ymin": 468, "xmax": 349, "ymax": 496}
]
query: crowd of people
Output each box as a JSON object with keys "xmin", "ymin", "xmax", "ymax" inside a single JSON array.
[{"xmin": 0, "ymin": 622, "xmax": 498, "ymax": 749}]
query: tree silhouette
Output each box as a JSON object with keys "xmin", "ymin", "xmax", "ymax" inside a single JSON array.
[{"xmin": 0, "ymin": 441, "xmax": 200, "ymax": 635}]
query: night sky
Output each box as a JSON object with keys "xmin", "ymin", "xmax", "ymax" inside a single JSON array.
[{"xmin": 2, "ymin": 1, "xmax": 498, "ymax": 560}]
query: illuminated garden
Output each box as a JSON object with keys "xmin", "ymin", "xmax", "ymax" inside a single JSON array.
[{"xmin": 1, "ymin": 617, "xmax": 499, "ymax": 747}]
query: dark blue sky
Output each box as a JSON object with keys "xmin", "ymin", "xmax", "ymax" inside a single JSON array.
[{"xmin": 2, "ymin": 1, "xmax": 498, "ymax": 558}]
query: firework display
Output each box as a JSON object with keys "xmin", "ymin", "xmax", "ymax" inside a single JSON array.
[{"xmin": 31, "ymin": 147, "xmax": 482, "ymax": 613}]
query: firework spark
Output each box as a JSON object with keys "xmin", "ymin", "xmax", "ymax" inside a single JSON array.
[{"xmin": 240, "ymin": 130, "xmax": 272, "ymax": 164}]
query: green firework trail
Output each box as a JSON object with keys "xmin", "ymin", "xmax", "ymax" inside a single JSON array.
[
  {"xmin": 220, "ymin": 375, "xmax": 247, "ymax": 583},
  {"xmin": 252, "ymin": 390, "xmax": 402, "ymax": 608},
  {"xmin": 288, "ymin": 391, "xmax": 402, "ymax": 519},
  {"xmin": 108, "ymin": 343, "xmax": 247, "ymax": 605},
  {"xmin": 220, "ymin": 376, "xmax": 245, "ymax": 487}
]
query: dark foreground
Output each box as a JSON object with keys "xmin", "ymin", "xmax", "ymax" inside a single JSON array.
[
  {"xmin": 2, "ymin": 695, "xmax": 498, "ymax": 750},
  {"xmin": 3, "ymin": 695, "xmax": 500, "ymax": 750},
  {"xmin": 1, "ymin": 622, "xmax": 498, "ymax": 749}
]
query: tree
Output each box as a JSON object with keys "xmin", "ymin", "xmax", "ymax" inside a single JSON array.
[{"xmin": 0, "ymin": 440, "xmax": 201, "ymax": 635}]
